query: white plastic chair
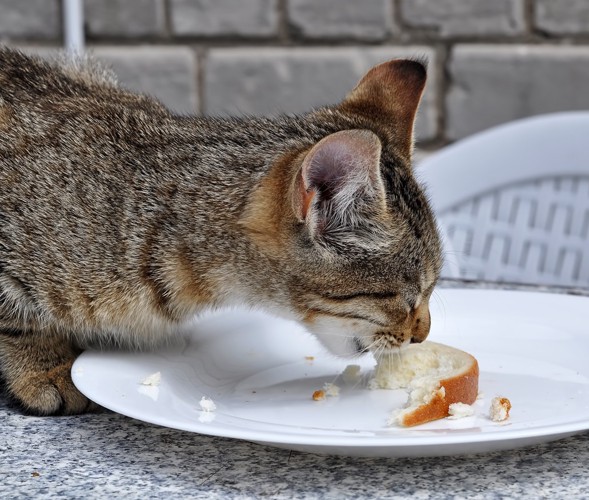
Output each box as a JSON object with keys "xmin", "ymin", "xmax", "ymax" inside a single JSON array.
[{"xmin": 416, "ymin": 112, "xmax": 589, "ymax": 288}]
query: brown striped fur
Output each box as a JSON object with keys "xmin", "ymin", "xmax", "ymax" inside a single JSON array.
[{"xmin": 0, "ymin": 48, "xmax": 441, "ymax": 415}]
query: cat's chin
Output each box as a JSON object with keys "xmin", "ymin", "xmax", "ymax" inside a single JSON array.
[
  {"xmin": 318, "ymin": 340, "xmax": 368, "ymax": 359},
  {"xmin": 316, "ymin": 335, "xmax": 408, "ymax": 360},
  {"xmin": 299, "ymin": 316, "xmax": 378, "ymax": 358},
  {"xmin": 309, "ymin": 330, "xmax": 373, "ymax": 359}
]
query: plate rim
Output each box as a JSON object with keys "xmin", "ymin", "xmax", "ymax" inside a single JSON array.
[{"xmin": 72, "ymin": 288, "xmax": 589, "ymax": 451}]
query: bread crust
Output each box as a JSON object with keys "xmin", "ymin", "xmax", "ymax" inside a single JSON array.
[{"xmin": 398, "ymin": 354, "xmax": 479, "ymax": 427}]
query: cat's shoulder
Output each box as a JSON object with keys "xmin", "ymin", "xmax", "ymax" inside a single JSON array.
[
  {"xmin": 0, "ymin": 46, "xmax": 169, "ymax": 119},
  {"xmin": 0, "ymin": 46, "xmax": 117, "ymax": 90}
]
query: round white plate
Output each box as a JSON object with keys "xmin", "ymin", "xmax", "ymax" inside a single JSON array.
[{"xmin": 72, "ymin": 289, "xmax": 589, "ymax": 457}]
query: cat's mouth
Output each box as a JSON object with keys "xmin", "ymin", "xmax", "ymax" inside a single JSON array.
[
  {"xmin": 352, "ymin": 335, "xmax": 408, "ymax": 356},
  {"xmin": 299, "ymin": 301, "xmax": 431, "ymax": 357},
  {"xmin": 352, "ymin": 304, "xmax": 431, "ymax": 355}
]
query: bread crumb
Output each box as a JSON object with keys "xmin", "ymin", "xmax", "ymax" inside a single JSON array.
[
  {"xmin": 199, "ymin": 396, "xmax": 217, "ymax": 412},
  {"xmin": 489, "ymin": 396, "xmax": 511, "ymax": 422},
  {"xmin": 141, "ymin": 371, "xmax": 161, "ymax": 386},
  {"xmin": 341, "ymin": 364, "xmax": 362, "ymax": 384},
  {"xmin": 305, "ymin": 356, "xmax": 315, "ymax": 362},
  {"xmin": 312, "ymin": 390, "xmax": 326, "ymax": 401},
  {"xmin": 448, "ymin": 402, "xmax": 475, "ymax": 419},
  {"xmin": 323, "ymin": 383, "xmax": 340, "ymax": 397}
]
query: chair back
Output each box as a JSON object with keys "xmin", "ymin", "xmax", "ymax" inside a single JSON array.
[{"xmin": 417, "ymin": 112, "xmax": 589, "ymax": 287}]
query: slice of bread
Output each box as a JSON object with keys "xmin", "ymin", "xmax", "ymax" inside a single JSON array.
[{"xmin": 370, "ymin": 341, "xmax": 479, "ymax": 427}]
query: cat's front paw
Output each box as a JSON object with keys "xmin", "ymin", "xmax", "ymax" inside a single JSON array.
[
  {"xmin": 7, "ymin": 362, "xmax": 98, "ymax": 416},
  {"xmin": 0, "ymin": 332, "xmax": 99, "ymax": 415}
]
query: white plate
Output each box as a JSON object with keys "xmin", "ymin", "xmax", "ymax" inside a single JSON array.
[{"xmin": 72, "ymin": 289, "xmax": 589, "ymax": 457}]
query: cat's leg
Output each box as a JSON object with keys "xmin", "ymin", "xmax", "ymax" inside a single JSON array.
[{"xmin": 0, "ymin": 329, "xmax": 98, "ymax": 415}]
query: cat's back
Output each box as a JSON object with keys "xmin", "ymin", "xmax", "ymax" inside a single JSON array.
[
  {"xmin": 0, "ymin": 48, "xmax": 170, "ymax": 159},
  {"xmin": 0, "ymin": 47, "xmax": 180, "ymax": 206},
  {"xmin": 0, "ymin": 47, "xmax": 166, "ymax": 112},
  {"xmin": 0, "ymin": 47, "xmax": 100, "ymax": 101},
  {"xmin": 0, "ymin": 48, "xmax": 183, "ymax": 335}
]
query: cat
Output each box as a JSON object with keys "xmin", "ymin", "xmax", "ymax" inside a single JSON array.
[{"xmin": 0, "ymin": 47, "xmax": 442, "ymax": 416}]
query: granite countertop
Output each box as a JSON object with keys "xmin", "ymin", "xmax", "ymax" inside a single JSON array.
[{"xmin": 2, "ymin": 281, "xmax": 589, "ymax": 499}]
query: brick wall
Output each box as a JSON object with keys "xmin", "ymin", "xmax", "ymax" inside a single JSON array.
[{"xmin": 2, "ymin": 0, "xmax": 589, "ymax": 149}]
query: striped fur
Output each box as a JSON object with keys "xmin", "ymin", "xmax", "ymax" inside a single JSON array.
[{"xmin": 0, "ymin": 49, "xmax": 441, "ymax": 414}]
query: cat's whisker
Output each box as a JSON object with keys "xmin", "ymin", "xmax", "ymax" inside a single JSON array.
[
  {"xmin": 442, "ymin": 249, "xmax": 468, "ymax": 257},
  {"xmin": 364, "ymin": 337, "xmax": 382, "ymax": 355},
  {"xmin": 431, "ymin": 289, "xmax": 447, "ymax": 322},
  {"xmin": 372, "ymin": 338, "xmax": 391, "ymax": 362},
  {"xmin": 441, "ymin": 250, "xmax": 468, "ymax": 274}
]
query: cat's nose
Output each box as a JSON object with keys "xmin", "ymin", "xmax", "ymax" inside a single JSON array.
[{"xmin": 409, "ymin": 302, "xmax": 431, "ymax": 344}]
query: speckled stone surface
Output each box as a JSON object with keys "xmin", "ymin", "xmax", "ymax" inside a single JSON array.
[
  {"xmin": 2, "ymin": 282, "xmax": 589, "ymax": 499},
  {"xmin": 2, "ymin": 399, "xmax": 589, "ymax": 499},
  {"xmin": 3, "ymin": 398, "xmax": 589, "ymax": 500}
]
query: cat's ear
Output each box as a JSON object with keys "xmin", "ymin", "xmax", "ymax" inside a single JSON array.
[
  {"xmin": 294, "ymin": 129, "xmax": 385, "ymax": 232},
  {"xmin": 341, "ymin": 59, "xmax": 426, "ymax": 155}
]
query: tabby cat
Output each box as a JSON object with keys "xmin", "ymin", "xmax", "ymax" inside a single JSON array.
[{"xmin": 0, "ymin": 48, "xmax": 441, "ymax": 415}]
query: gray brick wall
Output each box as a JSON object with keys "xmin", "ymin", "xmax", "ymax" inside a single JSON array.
[
  {"xmin": 95, "ymin": 47, "xmax": 198, "ymax": 113},
  {"xmin": 3, "ymin": 0, "xmax": 589, "ymax": 148},
  {"xmin": 288, "ymin": 0, "xmax": 393, "ymax": 40},
  {"xmin": 400, "ymin": 0, "xmax": 526, "ymax": 37},
  {"xmin": 169, "ymin": 0, "xmax": 279, "ymax": 37},
  {"xmin": 85, "ymin": 0, "xmax": 166, "ymax": 38},
  {"xmin": 534, "ymin": 0, "xmax": 589, "ymax": 35},
  {"xmin": 447, "ymin": 45, "xmax": 589, "ymax": 140},
  {"xmin": 205, "ymin": 47, "xmax": 438, "ymax": 141},
  {"xmin": 0, "ymin": 0, "xmax": 60, "ymax": 39}
]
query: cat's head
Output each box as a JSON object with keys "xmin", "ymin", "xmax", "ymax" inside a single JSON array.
[{"xmin": 242, "ymin": 59, "xmax": 442, "ymax": 357}]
